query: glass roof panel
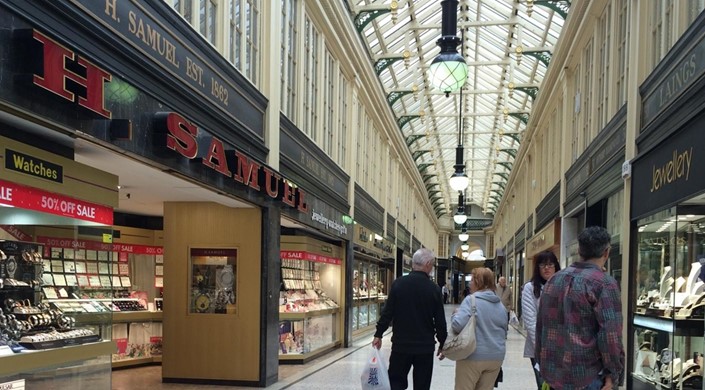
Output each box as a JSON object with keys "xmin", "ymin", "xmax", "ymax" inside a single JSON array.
[{"xmin": 347, "ymin": 0, "xmax": 567, "ymax": 214}]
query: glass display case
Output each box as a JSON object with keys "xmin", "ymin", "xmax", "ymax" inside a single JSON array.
[
  {"xmin": 631, "ymin": 205, "xmax": 705, "ymax": 389},
  {"xmin": 0, "ymin": 200, "xmax": 115, "ymax": 385},
  {"xmin": 278, "ymin": 248, "xmax": 341, "ymax": 362},
  {"xmin": 352, "ymin": 259, "xmax": 388, "ymax": 332},
  {"xmin": 189, "ymin": 248, "xmax": 237, "ymax": 315},
  {"xmin": 278, "ymin": 312, "xmax": 337, "ymax": 356}
]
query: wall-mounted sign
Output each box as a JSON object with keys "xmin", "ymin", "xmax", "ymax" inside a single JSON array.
[
  {"xmin": 280, "ymin": 250, "xmax": 342, "ymax": 265},
  {"xmin": 154, "ymin": 112, "xmax": 309, "ymax": 212},
  {"xmin": 5, "ymin": 149, "xmax": 63, "ymax": 183},
  {"xmin": 70, "ymin": 0, "xmax": 263, "ymax": 133},
  {"xmin": 0, "ymin": 179, "xmax": 113, "ymax": 224},
  {"xmin": 649, "ymin": 148, "xmax": 693, "ymax": 193},
  {"xmin": 632, "ymin": 113, "xmax": 705, "ymax": 219},
  {"xmin": 0, "ymin": 379, "xmax": 24, "ymax": 389},
  {"xmin": 28, "ymin": 29, "xmax": 112, "ymax": 119},
  {"xmin": 310, "ymin": 210, "xmax": 348, "ymax": 236},
  {"xmin": 0, "ymin": 225, "xmax": 32, "ymax": 242},
  {"xmin": 37, "ymin": 236, "xmax": 163, "ymax": 255}
]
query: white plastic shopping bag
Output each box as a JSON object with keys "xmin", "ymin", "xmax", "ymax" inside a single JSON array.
[
  {"xmin": 360, "ymin": 347, "xmax": 391, "ymax": 390},
  {"xmin": 509, "ymin": 310, "xmax": 519, "ymax": 326}
]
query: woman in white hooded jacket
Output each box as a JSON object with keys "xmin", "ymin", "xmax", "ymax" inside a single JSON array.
[
  {"xmin": 448, "ymin": 267, "xmax": 507, "ymax": 390},
  {"xmin": 521, "ymin": 250, "xmax": 560, "ymax": 389}
]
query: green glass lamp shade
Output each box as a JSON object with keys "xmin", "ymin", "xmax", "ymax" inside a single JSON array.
[{"xmin": 429, "ymin": 52, "xmax": 468, "ymax": 93}]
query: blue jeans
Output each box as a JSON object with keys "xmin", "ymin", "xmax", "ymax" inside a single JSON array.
[
  {"xmin": 583, "ymin": 377, "xmax": 603, "ymax": 390},
  {"xmin": 547, "ymin": 377, "xmax": 603, "ymax": 390}
]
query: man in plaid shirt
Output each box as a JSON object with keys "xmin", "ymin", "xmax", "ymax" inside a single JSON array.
[{"xmin": 536, "ymin": 226, "xmax": 624, "ymax": 390}]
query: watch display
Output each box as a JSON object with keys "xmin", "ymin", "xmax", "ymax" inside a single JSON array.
[{"xmin": 190, "ymin": 248, "xmax": 237, "ymax": 315}]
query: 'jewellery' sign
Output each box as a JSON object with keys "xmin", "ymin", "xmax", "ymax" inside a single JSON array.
[{"xmin": 311, "ymin": 210, "xmax": 348, "ymax": 236}]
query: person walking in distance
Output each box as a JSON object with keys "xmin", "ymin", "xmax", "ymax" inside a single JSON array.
[
  {"xmin": 496, "ymin": 276, "xmax": 512, "ymax": 323},
  {"xmin": 372, "ymin": 248, "xmax": 447, "ymax": 390},
  {"xmin": 522, "ymin": 250, "xmax": 561, "ymax": 389},
  {"xmin": 536, "ymin": 226, "xmax": 624, "ymax": 390},
  {"xmin": 442, "ymin": 284, "xmax": 450, "ymax": 304}
]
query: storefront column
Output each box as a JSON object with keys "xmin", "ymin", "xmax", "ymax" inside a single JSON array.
[
  {"xmin": 344, "ymin": 240, "xmax": 354, "ymax": 347},
  {"xmin": 261, "ymin": 205, "xmax": 281, "ymax": 386}
]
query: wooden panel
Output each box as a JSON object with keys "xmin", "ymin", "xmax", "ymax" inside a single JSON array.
[{"xmin": 162, "ymin": 203, "xmax": 261, "ymax": 382}]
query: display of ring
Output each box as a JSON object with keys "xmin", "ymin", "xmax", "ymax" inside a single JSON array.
[{"xmin": 21, "ymin": 251, "xmax": 31, "ymax": 263}]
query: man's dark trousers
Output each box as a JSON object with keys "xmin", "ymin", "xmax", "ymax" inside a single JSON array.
[{"xmin": 388, "ymin": 350, "xmax": 434, "ymax": 390}]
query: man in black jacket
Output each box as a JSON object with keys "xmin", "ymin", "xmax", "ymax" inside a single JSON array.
[{"xmin": 372, "ymin": 248, "xmax": 447, "ymax": 390}]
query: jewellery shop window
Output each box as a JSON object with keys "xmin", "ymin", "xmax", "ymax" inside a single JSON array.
[
  {"xmin": 352, "ymin": 259, "xmax": 387, "ymax": 331},
  {"xmin": 632, "ymin": 204, "xmax": 705, "ymax": 389},
  {"xmin": 0, "ymin": 207, "xmax": 113, "ymax": 387},
  {"xmin": 278, "ymin": 252, "xmax": 341, "ymax": 357}
]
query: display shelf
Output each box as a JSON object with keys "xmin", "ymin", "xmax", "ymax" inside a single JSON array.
[
  {"xmin": 280, "ymin": 308, "xmax": 338, "ymax": 320},
  {"xmin": 0, "ymin": 341, "xmax": 114, "ymax": 377},
  {"xmin": 278, "ymin": 341, "xmax": 339, "ymax": 364},
  {"xmin": 634, "ymin": 314, "xmax": 702, "ymax": 337},
  {"xmin": 45, "ymin": 300, "xmax": 163, "ymax": 368},
  {"xmin": 113, "ymin": 311, "xmax": 162, "ymax": 323},
  {"xmin": 68, "ymin": 313, "xmax": 112, "ymax": 327},
  {"xmin": 20, "ymin": 334, "xmax": 102, "ymax": 350},
  {"xmin": 631, "ymin": 373, "xmax": 669, "ymax": 390},
  {"xmin": 112, "ymin": 356, "xmax": 156, "ymax": 368}
]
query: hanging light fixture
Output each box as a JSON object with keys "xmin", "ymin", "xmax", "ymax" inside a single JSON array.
[
  {"xmin": 458, "ymin": 230, "xmax": 469, "ymax": 242},
  {"xmin": 458, "ymin": 224, "xmax": 469, "ymax": 242},
  {"xmin": 449, "ymin": 144, "xmax": 469, "ymax": 191},
  {"xmin": 428, "ymin": 0, "xmax": 468, "ymax": 95},
  {"xmin": 453, "ymin": 192, "xmax": 467, "ymax": 225},
  {"xmin": 461, "ymin": 242, "xmax": 469, "ymax": 251}
]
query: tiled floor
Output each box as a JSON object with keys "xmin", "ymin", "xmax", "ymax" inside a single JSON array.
[{"xmin": 112, "ymin": 305, "xmax": 535, "ymax": 389}]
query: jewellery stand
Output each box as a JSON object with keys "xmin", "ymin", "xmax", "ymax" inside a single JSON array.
[
  {"xmin": 660, "ymin": 277, "xmax": 674, "ymax": 302},
  {"xmin": 676, "ymin": 276, "xmax": 687, "ymax": 293},
  {"xmin": 686, "ymin": 262, "xmax": 702, "ymax": 297}
]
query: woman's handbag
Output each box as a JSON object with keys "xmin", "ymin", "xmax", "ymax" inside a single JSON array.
[{"xmin": 442, "ymin": 294, "xmax": 477, "ymax": 361}]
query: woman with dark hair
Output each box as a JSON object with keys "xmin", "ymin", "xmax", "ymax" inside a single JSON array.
[{"xmin": 521, "ymin": 250, "xmax": 560, "ymax": 389}]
